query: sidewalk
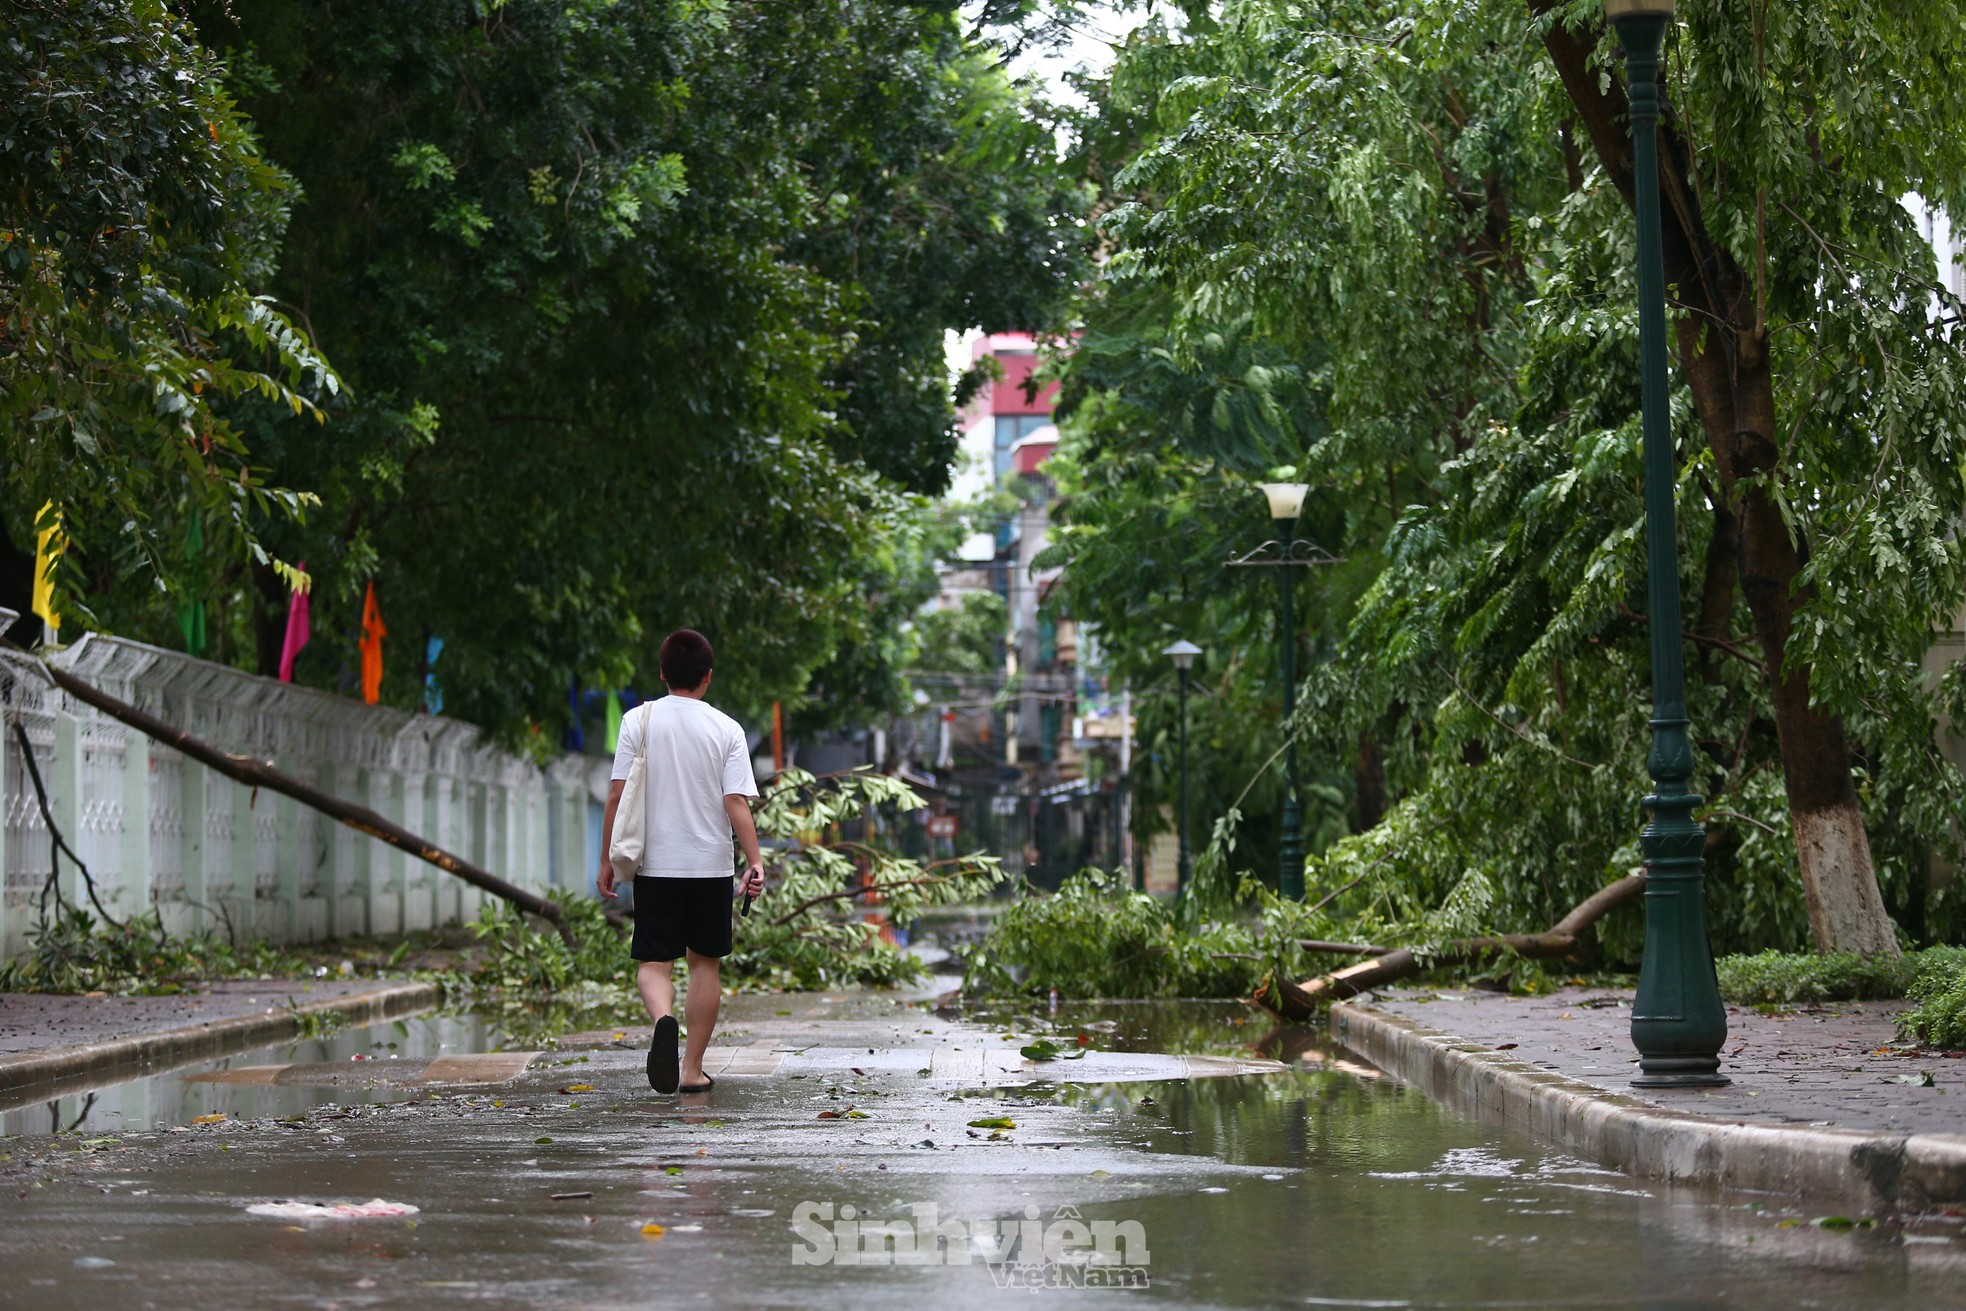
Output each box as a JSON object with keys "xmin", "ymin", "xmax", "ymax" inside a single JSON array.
[
  {"xmin": 1335, "ymin": 986, "xmax": 1966, "ymax": 1213},
  {"xmin": 0, "ymin": 978, "xmax": 440, "ymax": 1104}
]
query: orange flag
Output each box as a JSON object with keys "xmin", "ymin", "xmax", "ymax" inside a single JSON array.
[{"xmin": 360, "ymin": 582, "xmax": 386, "ymax": 704}]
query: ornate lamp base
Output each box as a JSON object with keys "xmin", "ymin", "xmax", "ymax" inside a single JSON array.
[{"xmin": 1632, "ymin": 1058, "xmax": 1730, "ymax": 1089}]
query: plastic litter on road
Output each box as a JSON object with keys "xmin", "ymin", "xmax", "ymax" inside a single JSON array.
[{"xmin": 245, "ymin": 1199, "xmax": 420, "ymax": 1220}]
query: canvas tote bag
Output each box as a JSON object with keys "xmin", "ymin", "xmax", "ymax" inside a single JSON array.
[{"xmin": 608, "ymin": 703, "xmax": 653, "ymax": 879}]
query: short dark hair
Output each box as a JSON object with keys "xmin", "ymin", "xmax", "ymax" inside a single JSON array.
[{"xmin": 658, "ymin": 629, "xmax": 714, "ymax": 690}]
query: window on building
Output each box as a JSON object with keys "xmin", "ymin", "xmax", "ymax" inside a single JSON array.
[{"xmin": 994, "ymin": 413, "xmax": 1050, "ymax": 480}]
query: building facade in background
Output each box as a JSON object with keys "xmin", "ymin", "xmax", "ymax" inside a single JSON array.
[{"xmin": 884, "ymin": 333, "xmax": 1137, "ymax": 887}]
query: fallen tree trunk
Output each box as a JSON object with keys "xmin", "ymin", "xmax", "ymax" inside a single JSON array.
[
  {"xmin": 6, "ymin": 641, "xmax": 575, "ymax": 946},
  {"xmin": 1254, "ymin": 873, "xmax": 1645, "ymax": 1022}
]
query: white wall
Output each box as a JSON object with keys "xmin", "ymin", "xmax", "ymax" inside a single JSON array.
[{"xmin": 0, "ymin": 631, "xmax": 608, "ymax": 962}]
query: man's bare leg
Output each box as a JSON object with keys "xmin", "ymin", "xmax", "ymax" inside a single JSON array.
[
  {"xmin": 680, "ymin": 949, "xmax": 721, "ymax": 1087},
  {"xmin": 637, "ymin": 959, "xmax": 675, "ymax": 1023}
]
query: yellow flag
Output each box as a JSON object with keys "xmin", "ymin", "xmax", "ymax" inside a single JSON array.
[{"xmin": 31, "ymin": 501, "xmax": 61, "ymax": 636}]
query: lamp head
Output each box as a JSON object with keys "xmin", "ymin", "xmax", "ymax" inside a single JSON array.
[
  {"xmin": 1162, "ymin": 639, "xmax": 1202, "ymax": 672},
  {"xmin": 1603, "ymin": 0, "xmax": 1674, "ymax": 17},
  {"xmin": 1259, "ymin": 482, "xmax": 1309, "ymax": 522}
]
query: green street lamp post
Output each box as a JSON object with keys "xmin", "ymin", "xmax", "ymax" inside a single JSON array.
[
  {"xmin": 1226, "ymin": 482, "xmax": 1338, "ymax": 900},
  {"xmin": 1163, "ymin": 639, "xmax": 1202, "ymax": 896},
  {"xmin": 1261, "ymin": 482, "xmax": 1310, "ymax": 901},
  {"xmin": 1608, "ymin": 0, "xmax": 1729, "ymax": 1087}
]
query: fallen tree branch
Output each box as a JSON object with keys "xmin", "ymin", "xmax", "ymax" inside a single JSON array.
[
  {"xmin": 1437, "ymin": 663, "xmax": 1599, "ymax": 772},
  {"xmin": 10, "ymin": 719, "xmax": 122, "ymax": 928},
  {"xmin": 766, "ymin": 874, "xmax": 961, "ymax": 927},
  {"xmin": 1301, "ymin": 816, "xmax": 1454, "ymax": 916},
  {"xmin": 1552, "ymin": 871, "xmax": 1646, "ymax": 938},
  {"xmin": 4, "ymin": 640, "xmax": 574, "ymax": 946},
  {"xmin": 1298, "ymin": 939, "xmax": 1388, "ymax": 956},
  {"xmin": 1254, "ymin": 873, "xmax": 1645, "ymax": 1021}
]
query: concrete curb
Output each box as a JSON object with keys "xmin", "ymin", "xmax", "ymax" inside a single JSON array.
[
  {"xmin": 0, "ymin": 980, "xmax": 442, "ymax": 1106},
  {"xmin": 1331, "ymin": 999, "xmax": 1966, "ymax": 1213}
]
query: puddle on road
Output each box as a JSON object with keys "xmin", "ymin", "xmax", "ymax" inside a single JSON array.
[
  {"xmin": 960, "ymin": 1060, "xmax": 1961, "ymax": 1308},
  {"xmin": 954, "ymin": 997, "xmax": 1270, "ymax": 1060},
  {"xmin": 2, "ymin": 997, "xmax": 1962, "ymax": 1309},
  {"xmin": 0, "ymin": 1013, "xmax": 502, "ymax": 1136}
]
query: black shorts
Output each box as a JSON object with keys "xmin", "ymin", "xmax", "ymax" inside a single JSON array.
[{"xmin": 631, "ymin": 875, "xmax": 737, "ymax": 962}]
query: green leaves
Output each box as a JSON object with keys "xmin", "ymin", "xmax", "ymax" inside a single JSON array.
[
  {"xmin": 725, "ymin": 767, "xmax": 1006, "ymax": 990},
  {"xmin": 1042, "ymin": 0, "xmax": 1966, "ymax": 954},
  {"xmin": 390, "ymin": 143, "xmax": 457, "ymax": 190},
  {"xmin": 1, "ymin": 0, "xmax": 334, "ymax": 628},
  {"xmin": 111, "ymin": 0, "xmax": 1086, "ymax": 734},
  {"xmin": 962, "ymin": 869, "xmax": 1277, "ymax": 1000}
]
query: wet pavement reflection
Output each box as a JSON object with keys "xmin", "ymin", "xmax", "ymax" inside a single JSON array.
[{"xmin": 1, "ymin": 994, "xmax": 1961, "ymax": 1309}]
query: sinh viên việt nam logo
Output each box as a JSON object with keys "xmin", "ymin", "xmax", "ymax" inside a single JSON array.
[{"xmin": 791, "ymin": 1201, "xmax": 1149, "ymax": 1287}]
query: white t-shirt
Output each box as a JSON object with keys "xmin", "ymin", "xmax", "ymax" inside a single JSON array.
[{"xmin": 609, "ymin": 696, "xmax": 758, "ymax": 878}]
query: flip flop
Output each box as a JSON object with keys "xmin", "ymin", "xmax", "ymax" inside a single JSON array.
[
  {"xmin": 678, "ymin": 1073, "xmax": 715, "ymax": 1095},
  {"xmin": 649, "ymin": 1016, "xmax": 679, "ymax": 1094}
]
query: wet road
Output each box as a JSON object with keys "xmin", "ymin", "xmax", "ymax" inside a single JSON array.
[{"xmin": 2, "ymin": 992, "xmax": 1963, "ymax": 1309}]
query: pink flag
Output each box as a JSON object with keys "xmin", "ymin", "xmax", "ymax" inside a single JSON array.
[{"xmin": 278, "ymin": 564, "xmax": 311, "ymax": 682}]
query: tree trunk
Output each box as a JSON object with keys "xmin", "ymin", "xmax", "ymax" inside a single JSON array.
[
  {"xmin": 1533, "ymin": 2, "xmax": 1899, "ymax": 955},
  {"xmin": 1688, "ymin": 345, "xmax": 1899, "ymax": 955},
  {"xmin": 1354, "ymin": 733, "xmax": 1387, "ymax": 831},
  {"xmin": 1693, "ymin": 497, "xmax": 1738, "ymax": 686}
]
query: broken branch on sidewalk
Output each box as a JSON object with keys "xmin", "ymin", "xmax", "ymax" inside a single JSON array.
[{"xmin": 1254, "ymin": 873, "xmax": 1646, "ymax": 1021}]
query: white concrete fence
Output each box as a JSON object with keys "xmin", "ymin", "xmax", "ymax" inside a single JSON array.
[{"xmin": 1, "ymin": 629, "xmax": 609, "ymax": 964}]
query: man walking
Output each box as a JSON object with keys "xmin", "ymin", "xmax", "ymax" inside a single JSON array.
[{"xmin": 597, "ymin": 629, "xmax": 766, "ymax": 1094}]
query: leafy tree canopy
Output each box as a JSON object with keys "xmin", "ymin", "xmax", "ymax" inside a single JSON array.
[
  {"xmin": 8, "ymin": 0, "xmax": 1088, "ymax": 744},
  {"xmin": 1040, "ymin": 0, "xmax": 1966, "ymax": 954},
  {"xmin": 0, "ymin": 0, "xmax": 333, "ymax": 627}
]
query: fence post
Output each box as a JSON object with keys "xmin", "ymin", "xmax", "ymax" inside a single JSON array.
[
  {"xmin": 179, "ymin": 758, "xmax": 207, "ymax": 936},
  {"xmin": 50, "ymin": 709, "xmax": 83, "ymax": 915},
  {"xmin": 372, "ymin": 770, "xmax": 405, "ymax": 936},
  {"xmin": 273, "ymin": 789, "xmax": 301, "ymax": 943},
  {"xmin": 401, "ymin": 768, "xmax": 432, "ymax": 932},
  {"xmin": 483, "ymin": 778, "xmax": 503, "ymax": 916},
  {"xmin": 323, "ymin": 759, "xmax": 363, "ymax": 937},
  {"xmin": 227, "ymin": 779, "xmax": 256, "ymax": 944},
  {"xmin": 527, "ymin": 778, "xmax": 546, "ymax": 893},
  {"xmin": 545, "ymin": 773, "xmax": 564, "ymax": 890},
  {"xmin": 507, "ymin": 776, "xmax": 526, "ymax": 894},
  {"xmin": 0, "ymin": 704, "xmax": 11, "ymax": 959},
  {"xmin": 431, "ymin": 772, "xmax": 460, "ymax": 927},
  {"xmin": 465, "ymin": 777, "xmax": 488, "ymax": 925},
  {"xmin": 121, "ymin": 732, "xmax": 151, "ymax": 922}
]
